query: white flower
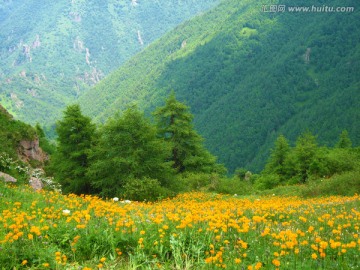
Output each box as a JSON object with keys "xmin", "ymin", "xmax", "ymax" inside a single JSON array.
[
  {"xmin": 113, "ymin": 197, "xmax": 119, "ymax": 202},
  {"xmin": 234, "ymin": 194, "xmax": 238, "ymax": 197},
  {"xmin": 62, "ymin": 209, "xmax": 71, "ymax": 215},
  {"xmin": 121, "ymin": 200, "xmax": 131, "ymax": 204}
]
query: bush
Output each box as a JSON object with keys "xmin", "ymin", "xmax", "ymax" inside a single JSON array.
[
  {"xmin": 179, "ymin": 172, "xmax": 222, "ymax": 192},
  {"xmin": 123, "ymin": 177, "xmax": 171, "ymax": 201},
  {"xmin": 254, "ymin": 174, "xmax": 280, "ymax": 190},
  {"xmin": 215, "ymin": 177, "xmax": 254, "ymax": 195},
  {"xmin": 301, "ymin": 170, "xmax": 360, "ymax": 197}
]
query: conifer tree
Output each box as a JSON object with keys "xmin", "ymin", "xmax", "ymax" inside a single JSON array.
[
  {"xmin": 51, "ymin": 104, "xmax": 95, "ymax": 194},
  {"xmin": 336, "ymin": 130, "xmax": 352, "ymax": 148},
  {"xmin": 87, "ymin": 106, "xmax": 173, "ymax": 197},
  {"xmin": 264, "ymin": 134, "xmax": 290, "ymax": 180},
  {"xmin": 153, "ymin": 92, "xmax": 225, "ymax": 174},
  {"xmin": 294, "ymin": 131, "xmax": 318, "ymax": 183}
]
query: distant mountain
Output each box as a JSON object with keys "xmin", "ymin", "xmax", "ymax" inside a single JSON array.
[
  {"xmin": 0, "ymin": 0, "xmax": 219, "ymax": 124},
  {"xmin": 79, "ymin": 0, "xmax": 360, "ymax": 172}
]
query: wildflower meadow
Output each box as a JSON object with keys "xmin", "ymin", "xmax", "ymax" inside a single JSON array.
[{"xmin": 0, "ymin": 182, "xmax": 359, "ymax": 269}]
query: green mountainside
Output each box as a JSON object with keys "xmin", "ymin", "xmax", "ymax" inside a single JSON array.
[
  {"xmin": 0, "ymin": 104, "xmax": 36, "ymax": 158},
  {"xmin": 79, "ymin": 0, "xmax": 360, "ymax": 172},
  {"xmin": 0, "ymin": 0, "xmax": 219, "ymax": 124}
]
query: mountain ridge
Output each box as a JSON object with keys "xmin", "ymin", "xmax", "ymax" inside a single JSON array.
[
  {"xmin": 0, "ymin": 0, "xmax": 220, "ymax": 124},
  {"xmin": 79, "ymin": 0, "xmax": 360, "ymax": 172}
]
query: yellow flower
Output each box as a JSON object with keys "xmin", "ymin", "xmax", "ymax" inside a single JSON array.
[
  {"xmin": 311, "ymin": 253, "xmax": 317, "ymax": 259},
  {"xmin": 272, "ymin": 259, "xmax": 280, "ymax": 267},
  {"xmin": 21, "ymin": 260, "xmax": 28, "ymax": 265},
  {"xmin": 99, "ymin": 257, "xmax": 106, "ymax": 263},
  {"xmin": 234, "ymin": 258, "xmax": 241, "ymax": 264},
  {"xmin": 42, "ymin": 262, "xmax": 50, "ymax": 267}
]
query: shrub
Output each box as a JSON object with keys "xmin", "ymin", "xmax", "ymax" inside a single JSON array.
[
  {"xmin": 254, "ymin": 174, "xmax": 280, "ymax": 190},
  {"xmin": 301, "ymin": 170, "xmax": 360, "ymax": 197},
  {"xmin": 123, "ymin": 177, "xmax": 171, "ymax": 201}
]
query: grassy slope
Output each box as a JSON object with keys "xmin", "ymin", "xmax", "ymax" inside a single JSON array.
[{"xmin": 79, "ymin": 0, "xmax": 360, "ymax": 172}]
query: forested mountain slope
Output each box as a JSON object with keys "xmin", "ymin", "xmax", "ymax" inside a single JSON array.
[
  {"xmin": 0, "ymin": 0, "xmax": 219, "ymax": 124},
  {"xmin": 79, "ymin": 0, "xmax": 360, "ymax": 172}
]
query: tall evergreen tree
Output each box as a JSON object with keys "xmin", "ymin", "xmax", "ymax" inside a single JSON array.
[
  {"xmin": 87, "ymin": 106, "xmax": 173, "ymax": 197},
  {"xmin": 294, "ymin": 131, "xmax": 318, "ymax": 183},
  {"xmin": 336, "ymin": 130, "xmax": 352, "ymax": 149},
  {"xmin": 153, "ymin": 92, "xmax": 225, "ymax": 174},
  {"xmin": 264, "ymin": 134, "xmax": 290, "ymax": 180},
  {"xmin": 51, "ymin": 104, "xmax": 95, "ymax": 194}
]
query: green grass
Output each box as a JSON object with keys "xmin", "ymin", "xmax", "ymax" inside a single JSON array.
[{"xmin": 1, "ymin": 181, "xmax": 359, "ymax": 269}]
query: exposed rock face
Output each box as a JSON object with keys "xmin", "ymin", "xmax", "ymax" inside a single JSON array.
[
  {"xmin": 10, "ymin": 93, "xmax": 24, "ymax": 109},
  {"xmin": 32, "ymin": 34, "xmax": 41, "ymax": 49},
  {"xmin": 304, "ymin": 47, "xmax": 311, "ymax": 64},
  {"xmin": 29, "ymin": 177, "xmax": 43, "ymax": 191},
  {"xmin": 0, "ymin": 172, "xmax": 17, "ymax": 183},
  {"xmin": 137, "ymin": 30, "xmax": 144, "ymax": 45},
  {"xmin": 18, "ymin": 138, "xmax": 48, "ymax": 163}
]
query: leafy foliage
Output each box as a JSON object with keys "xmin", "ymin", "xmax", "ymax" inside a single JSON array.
[
  {"xmin": 0, "ymin": 104, "xmax": 37, "ymax": 159},
  {"xmin": 256, "ymin": 131, "xmax": 360, "ymax": 190}
]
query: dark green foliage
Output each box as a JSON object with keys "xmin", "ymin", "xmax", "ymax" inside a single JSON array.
[
  {"xmin": 50, "ymin": 104, "xmax": 95, "ymax": 194},
  {"xmin": 263, "ymin": 135, "xmax": 290, "ymax": 182},
  {"xmin": 87, "ymin": 106, "xmax": 173, "ymax": 198},
  {"xmin": 153, "ymin": 92, "xmax": 226, "ymax": 174},
  {"xmin": 80, "ymin": 0, "xmax": 360, "ymax": 173},
  {"xmin": 123, "ymin": 177, "xmax": 170, "ymax": 202},
  {"xmin": 294, "ymin": 131, "xmax": 318, "ymax": 183}
]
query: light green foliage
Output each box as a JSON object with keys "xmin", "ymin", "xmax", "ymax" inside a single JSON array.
[
  {"xmin": 123, "ymin": 177, "xmax": 170, "ymax": 202},
  {"xmin": 0, "ymin": 105, "xmax": 37, "ymax": 158},
  {"xmin": 336, "ymin": 130, "xmax": 352, "ymax": 148},
  {"xmin": 0, "ymin": 0, "xmax": 219, "ymax": 126},
  {"xmin": 257, "ymin": 131, "xmax": 360, "ymax": 192},
  {"xmin": 50, "ymin": 104, "xmax": 95, "ymax": 194},
  {"xmin": 87, "ymin": 106, "xmax": 173, "ymax": 198},
  {"xmin": 153, "ymin": 92, "xmax": 226, "ymax": 174}
]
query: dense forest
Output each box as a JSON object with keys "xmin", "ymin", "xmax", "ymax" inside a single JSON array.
[{"xmin": 79, "ymin": 0, "xmax": 360, "ymax": 172}]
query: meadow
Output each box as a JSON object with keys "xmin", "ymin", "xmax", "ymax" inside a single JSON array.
[{"xmin": 0, "ymin": 182, "xmax": 359, "ymax": 269}]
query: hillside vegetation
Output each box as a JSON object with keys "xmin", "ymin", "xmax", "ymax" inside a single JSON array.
[
  {"xmin": 0, "ymin": 104, "xmax": 36, "ymax": 158},
  {"xmin": 0, "ymin": 0, "xmax": 219, "ymax": 124},
  {"xmin": 79, "ymin": 0, "xmax": 360, "ymax": 172}
]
